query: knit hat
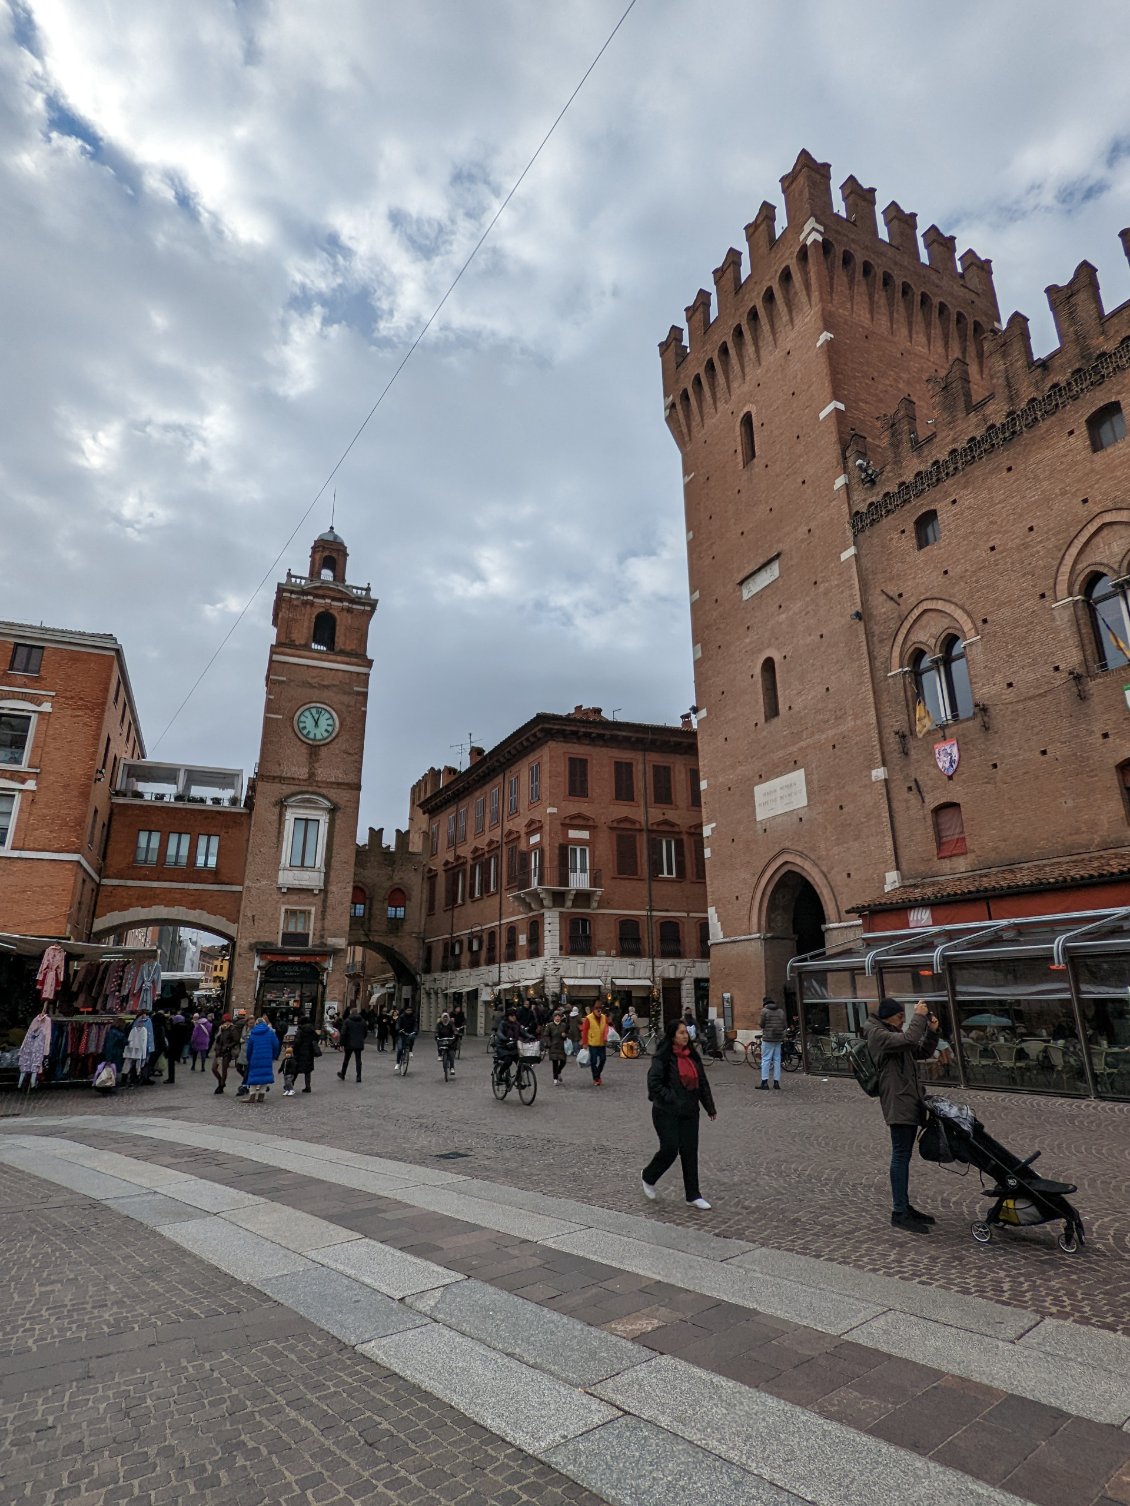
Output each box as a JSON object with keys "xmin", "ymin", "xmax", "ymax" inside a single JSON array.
[{"xmin": 877, "ymin": 998, "xmax": 903, "ymax": 1020}]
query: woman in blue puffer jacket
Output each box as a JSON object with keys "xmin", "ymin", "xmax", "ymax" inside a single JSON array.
[{"xmin": 241, "ymin": 1016, "xmax": 280, "ymax": 1105}]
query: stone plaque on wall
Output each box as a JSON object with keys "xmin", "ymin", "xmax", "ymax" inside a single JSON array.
[{"xmin": 754, "ymin": 769, "xmax": 808, "ymax": 821}]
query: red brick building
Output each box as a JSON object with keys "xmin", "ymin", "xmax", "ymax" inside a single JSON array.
[
  {"xmin": 0, "ymin": 623, "xmax": 143, "ymax": 937},
  {"xmin": 415, "ymin": 708, "xmax": 709, "ymax": 1033},
  {"xmin": 660, "ymin": 150, "xmax": 1130, "ymax": 1098}
]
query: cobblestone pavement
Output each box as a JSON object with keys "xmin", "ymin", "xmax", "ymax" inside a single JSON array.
[
  {"xmin": 0, "ymin": 1163, "xmax": 608, "ymax": 1506},
  {"xmin": 6, "ymin": 1042, "xmax": 1126, "ymax": 1332},
  {"xmin": 41, "ymin": 1128, "xmax": 1130, "ymax": 1506}
]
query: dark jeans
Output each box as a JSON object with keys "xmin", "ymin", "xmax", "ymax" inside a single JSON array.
[
  {"xmin": 340, "ymin": 1049, "xmax": 363, "ymax": 1080},
  {"xmin": 889, "ymin": 1123, "xmax": 917, "ymax": 1213},
  {"xmin": 642, "ymin": 1108, "xmax": 701, "ymax": 1202},
  {"xmin": 588, "ymin": 1045, "xmax": 606, "ymax": 1082},
  {"xmin": 551, "ymin": 1057, "xmax": 565, "ymax": 1081},
  {"xmin": 212, "ymin": 1054, "xmax": 232, "ymax": 1088},
  {"xmin": 165, "ymin": 1052, "xmax": 176, "ymax": 1084}
]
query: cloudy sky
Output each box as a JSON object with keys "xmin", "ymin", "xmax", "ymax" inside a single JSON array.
[{"xmin": 4, "ymin": 0, "xmax": 1130, "ymax": 838}]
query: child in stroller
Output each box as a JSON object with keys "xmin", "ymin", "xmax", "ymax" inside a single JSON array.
[{"xmin": 920, "ymin": 1098, "xmax": 1085, "ymax": 1253}]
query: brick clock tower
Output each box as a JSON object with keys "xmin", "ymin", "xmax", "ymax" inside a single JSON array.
[{"xmin": 231, "ymin": 529, "xmax": 376, "ymax": 1021}]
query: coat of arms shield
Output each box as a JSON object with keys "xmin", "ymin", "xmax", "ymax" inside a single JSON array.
[{"xmin": 934, "ymin": 738, "xmax": 960, "ymax": 778}]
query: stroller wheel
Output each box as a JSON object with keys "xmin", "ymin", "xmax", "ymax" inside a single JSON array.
[
  {"xmin": 1057, "ymin": 1230, "xmax": 1080, "ymax": 1254},
  {"xmin": 971, "ymin": 1221, "xmax": 993, "ymax": 1244}
]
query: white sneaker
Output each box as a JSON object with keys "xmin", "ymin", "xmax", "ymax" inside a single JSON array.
[
  {"xmin": 689, "ymin": 1197, "xmax": 712, "ymax": 1210},
  {"xmin": 642, "ymin": 1179, "xmax": 657, "ymax": 1201},
  {"xmin": 283, "ymin": 1089, "xmax": 294, "ymax": 1097}
]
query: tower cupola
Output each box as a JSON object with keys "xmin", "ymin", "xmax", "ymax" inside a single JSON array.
[{"xmin": 310, "ymin": 528, "xmax": 348, "ymax": 584}]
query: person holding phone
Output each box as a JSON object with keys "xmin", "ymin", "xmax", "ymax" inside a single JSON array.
[{"xmin": 863, "ymin": 999, "xmax": 939, "ymax": 1235}]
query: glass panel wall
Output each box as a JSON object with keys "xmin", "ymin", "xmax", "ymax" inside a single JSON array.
[
  {"xmin": 799, "ymin": 968, "xmax": 879, "ymax": 1076},
  {"xmin": 1074, "ymin": 957, "xmax": 1130, "ymax": 1101},
  {"xmin": 950, "ymin": 956, "xmax": 1087, "ymax": 1095},
  {"xmin": 875, "ymin": 965, "xmax": 960, "ymax": 1086}
]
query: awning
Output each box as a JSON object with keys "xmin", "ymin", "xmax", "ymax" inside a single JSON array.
[
  {"xmin": 612, "ymin": 977, "xmax": 651, "ymax": 989},
  {"xmin": 0, "ymin": 931, "xmax": 157, "ymax": 960},
  {"xmin": 560, "ymin": 977, "xmax": 602, "ymax": 989}
]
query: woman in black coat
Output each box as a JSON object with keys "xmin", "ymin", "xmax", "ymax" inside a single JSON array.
[
  {"xmin": 642, "ymin": 1017, "xmax": 717, "ymax": 1210},
  {"xmin": 291, "ymin": 1020, "xmax": 319, "ymax": 1093}
]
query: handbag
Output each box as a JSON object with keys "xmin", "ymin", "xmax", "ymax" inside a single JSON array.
[
  {"xmin": 564, "ymin": 1038, "xmax": 574, "ymax": 1055},
  {"xmin": 576, "ymin": 1046, "xmax": 590, "ymax": 1066}
]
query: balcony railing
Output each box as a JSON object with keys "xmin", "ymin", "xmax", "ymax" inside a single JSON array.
[
  {"xmin": 285, "ymin": 571, "xmax": 372, "ymax": 598},
  {"xmin": 557, "ymin": 865, "xmax": 601, "ymax": 889},
  {"xmin": 659, "ymin": 941, "xmax": 684, "ymax": 959},
  {"xmin": 567, "ymin": 934, "xmax": 594, "ymax": 956},
  {"xmin": 618, "ymin": 937, "xmax": 643, "ymax": 957}
]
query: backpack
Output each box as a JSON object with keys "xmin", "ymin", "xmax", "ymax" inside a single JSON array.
[{"xmin": 847, "ymin": 1036, "xmax": 881, "ymax": 1098}]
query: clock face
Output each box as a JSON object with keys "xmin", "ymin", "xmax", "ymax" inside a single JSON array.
[{"xmin": 295, "ymin": 704, "xmax": 339, "ymax": 744}]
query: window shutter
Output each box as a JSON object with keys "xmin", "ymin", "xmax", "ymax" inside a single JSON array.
[
  {"xmin": 692, "ymin": 834, "xmax": 705, "ymax": 881},
  {"xmin": 649, "ymin": 836, "xmax": 661, "ymax": 878},
  {"xmin": 674, "ymin": 837, "xmax": 686, "ymax": 880},
  {"xmin": 616, "ymin": 832, "xmax": 638, "ymax": 875},
  {"xmin": 558, "ymin": 842, "xmax": 569, "ymax": 882}
]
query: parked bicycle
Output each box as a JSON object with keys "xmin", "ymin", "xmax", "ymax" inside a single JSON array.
[
  {"xmin": 620, "ymin": 1025, "xmax": 661, "ymax": 1059},
  {"xmin": 745, "ymin": 1027, "xmax": 803, "ymax": 1072}
]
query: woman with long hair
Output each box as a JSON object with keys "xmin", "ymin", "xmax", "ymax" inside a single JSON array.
[{"xmin": 642, "ymin": 1017, "xmax": 717, "ymax": 1210}]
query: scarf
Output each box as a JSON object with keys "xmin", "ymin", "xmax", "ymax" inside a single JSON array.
[{"xmin": 674, "ymin": 1043, "xmax": 699, "ymax": 1092}]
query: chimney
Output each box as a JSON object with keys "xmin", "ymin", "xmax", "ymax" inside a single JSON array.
[{"xmin": 468, "ymin": 745, "xmax": 485, "ymax": 765}]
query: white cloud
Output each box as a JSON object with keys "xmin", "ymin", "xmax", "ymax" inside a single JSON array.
[{"xmin": 2, "ymin": 0, "xmax": 1129, "ymax": 826}]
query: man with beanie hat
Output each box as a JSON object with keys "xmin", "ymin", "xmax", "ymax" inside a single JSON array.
[
  {"xmin": 863, "ymin": 997, "xmax": 939, "ymax": 1234},
  {"xmin": 756, "ymin": 996, "xmax": 787, "ymax": 1090}
]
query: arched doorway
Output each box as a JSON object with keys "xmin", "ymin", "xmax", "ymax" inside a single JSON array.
[{"xmin": 762, "ymin": 870, "xmax": 826, "ymax": 1024}]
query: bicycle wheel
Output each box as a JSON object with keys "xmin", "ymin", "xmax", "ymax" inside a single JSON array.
[
  {"xmin": 782, "ymin": 1044, "xmax": 802, "ymax": 1073},
  {"xmin": 517, "ymin": 1063, "xmax": 537, "ymax": 1105},
  {"xmin": 442, "ymin": 1051, "xmax": 451, "ymax": 1082},
  {"xmin": 491, "ymin": 1064, "xmax": 510, "ymax": 1100},
  {"xmin": 398, "ymin": 1048, "xmax": 410, "ymax": 1077},
  {"xmin": 745, "ymin": 1040, "xmax": 762, "ymax": 1069}
]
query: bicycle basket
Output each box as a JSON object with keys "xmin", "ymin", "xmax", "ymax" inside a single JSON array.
[{"xmin": 518, "ymin": 1040, "xmax": 541, "ymax": 1059}]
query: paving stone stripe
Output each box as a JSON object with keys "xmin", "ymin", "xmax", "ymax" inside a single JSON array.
[
  {"xmin": 221, "ymin": 1201, "xmax": 365, "ymax": 1253},
  {"xmin": 162, "ymin": 1215, "xmax": 315, "ymax": 1283},
  {"xmin": 257, "ymin": 1267, "xmax": 432, "ymax": 1345},
  {"xmin": 592, "ymin": 1355, "xmax": 1030, "ymax": 1506},
  {"xmin": 309, "ymin": 1232, "xmax": 467, "ymax": 1298}
]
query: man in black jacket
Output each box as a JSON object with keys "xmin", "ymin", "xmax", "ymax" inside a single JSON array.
[{"xmin": 337, "ymin": 1008, "xmax": 368, "ymax": 1083}]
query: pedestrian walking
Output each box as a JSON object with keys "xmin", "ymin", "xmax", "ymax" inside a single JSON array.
[
  {"xmin": 862, "ymin": 998, "xmax": 940, "ymax": 1235},
  {"xmin": 164, "ymin": 1009, "xmax": 189, "ymax": 1085},
  {"xmin": 241, "ymin": 1015, "xmax": 280, "ymax": 1104},
  {"xmin": 642, "ymin": 1017, "xmax": 717, "ymax": 1210},
  {"xmin": 566, "ymin": 1006, "xmax": 582, "ymax": 1052},
  {"xmin": 281, "ymin": 1023, "xmax": 299, "ymax": 1096},
  {"xmin": 124, "ymin": 1015, "xmax": 148, "ymax": 1086},
  {"xmin": 451, "ymin": 1002, "xmax": 466, "ymax": 1057},
  {"xmin": 337, "ymin": 1007, "xmax": 368, "ymax": 1082},
  {"xmin": 581, "ymin": 1001, "xmax": 610, "ymax": 1086},
  {"xmin": 233, "ymin": 1011, "xmax": 252, "ymax": 1095},
  {"xmin": 757, "ymin": 996, "xmax": 788, "ymax": 1090},
  {"xmin": 681, "ymin": 1009, "xmax": 698, "ymax": 1043},
  {"xmin": 375, "ymin": 1008, "xmax": 390, "ymax": 1053},
  {"xmin": 211, "ymin": 1014, "xmax": 240, "ymax": 1094},
  {"xmin": 543, "ymin": 1008, "xmax": 568, "ymax": 1085},
  {"xmin": 290, "ymin": 1016, "xmax": 319, "ymax": 1092},
  {"xmin": 189, "ymin": 1014, "xmax": 211, "ymax": 1071}
]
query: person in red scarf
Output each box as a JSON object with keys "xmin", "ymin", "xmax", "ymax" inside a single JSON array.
[{"xmin": 642, "ymin": 1017, "xmax": 717, "ymax": 1210}]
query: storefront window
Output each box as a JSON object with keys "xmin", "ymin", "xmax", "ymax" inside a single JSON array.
[
  {"xmin": 950, "ymin": 957, "xmax": 1087, "ymax": 1095},
  {"xmin": 875, "ymin": 966, "xmax": 959, "ymax": 1085},
  {"xmin": 799, "ymin": 968, "xmax": 878, "ymax": 1075},
  {"xmin": 1073, "ymin": 956, "xmax": 1130, "ymax": 1101}
]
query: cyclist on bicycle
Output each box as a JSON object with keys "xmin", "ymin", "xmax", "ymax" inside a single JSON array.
[
  {"xmin": 451, "ymin": 1002, "xmax": 466, "ymax": 1056},
  {"xmin": 394, "ymin": 1001, "xmax": 417, "ymax": 1069},
  {"xmin": 435, "ymin": 1011, "xmax": 457, "ymax": 1077},
  {"xmin": 494, "ymin": 1007, "xmax": 522, "ymax": 1064}
]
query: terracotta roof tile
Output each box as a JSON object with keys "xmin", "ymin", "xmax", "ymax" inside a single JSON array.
[{"xmin": 853, "ymin": 848, "xmax": 1130, "ymax": 911}]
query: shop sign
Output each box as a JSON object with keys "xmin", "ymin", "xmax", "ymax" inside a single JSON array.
[{"xmin": 262, "ymin": 961, "xmax": 322, "ymax": 984}]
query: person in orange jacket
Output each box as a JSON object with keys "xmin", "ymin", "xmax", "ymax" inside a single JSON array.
[{"xmin": 581, "ymin": 1002, "xmax": 610, "ymax": 1086}]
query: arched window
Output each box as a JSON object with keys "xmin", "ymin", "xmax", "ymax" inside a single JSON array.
[
  {"xmin": 761, "ymin": 657, "xmax": 780, "ymax": 721},
  {"xmin": 914, "ymin": 509, "xmax": 940, "ymax": 549},
  {"xmin": 618, "ymin": 918, "xmax": 642, "ymax": 957},
  {"xmin": 659, "ymin": 920, "xmax": 682, "ymax": 958},
  {"xmin": 527, "ymin": 919, "xmax": 541, "ymax": 958},
  {"xmin": 568, "ymin": 916, "xmax": 592, "ymax": 955},
  {"xmin": 386, "ymin": 887, "xmax": 407, "ymax": 921},
  {"xmin": 320, "ymin": 554, "xmax": 339, "ymax": 581},
  {"xmin": 1085, "ymin": 573, "xmax": 1130, "ymax": 670},
  {"xmin": 739, "ymin": 411, "xmax": 756, "ymax": 467},
  {"xmin": 504, "ymin": 926, "xmax": 517, "ymax": 962},
  {"xmin": 350, "ymin": 885, "xmax": 367, "ymax": 919},
  {"xmin": 933, "ymin": 802, "xmax": 967, "ymax": 858},
  {"xmin": 486, "ymin": 930, "xmax": 497, "ymax": 965},
  {"xmin": 311, "ymin": 611, "xmax": 336, "ymax": 651},
  {"xmin": 1087, "ymin": 402, "xmax": 1126, "ymax": 453},
  {"xmin": 911, "ymin": 637, "xmax": 973, "ymax": 727}
]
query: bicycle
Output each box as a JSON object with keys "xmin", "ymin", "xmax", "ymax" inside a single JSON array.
[
  {"xmin": 437, "ymin": 1041, "xmax": 456, "ymax": 1082},
  {"xmin": 395, "ymin": 1031, "xmax": 415, "ymax": 1077},
  {"xmin": 491, "ymin": 1052, "xmax": 537, "ymax": 1105},
  {"xmin": 749, "ymin": 1028, "xmax": 804, "ymax": 1073}
]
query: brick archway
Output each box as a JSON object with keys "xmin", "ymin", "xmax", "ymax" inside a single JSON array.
[{"xmin": 90, "ymin": 906, "xmax": 238, "ymax": 942}]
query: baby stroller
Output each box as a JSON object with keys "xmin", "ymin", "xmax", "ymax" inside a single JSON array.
[{"xmin": 919, "ymin": 1098, "xmax": 1085, "ymax": 1253}]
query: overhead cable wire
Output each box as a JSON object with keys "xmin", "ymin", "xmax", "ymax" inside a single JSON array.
[{"xmin": 152, "ymin": 0, "xmax": 641, "ymax": 751}]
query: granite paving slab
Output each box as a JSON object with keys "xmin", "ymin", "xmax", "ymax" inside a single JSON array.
[
  {"xmin": 732, "ymin": 1246, "xmax": 1039, "ymax": 1341},
  {"xmin": 106, "ymin": 1192, "xmax": 210, "ymax": 1227},
  {"xmin": 311, "ymin": 1235, "xmax": 465, "ymax": 1299},
  {"xmin": 847, "ymin": 1312, "xmax": 1130, "ymax": 1427},
  {"xmin": 392, "ymin": 1181, "xmax": 585, "ymax": 1241},
  {"xmin": 1017, "ymin": 1314, "xmax": 1130, "ymax": 1376},
  {"xmin": 45, "ymin": 1144, "xmax": 194, "ymax": 1190},
  {"xmin": 357, "ymin": 1323, "xmax": 620, "ymax": 1454},
  {"xmin": 544, "ymin": 1415, "xmax": 802, "ymax": 1505},
  {"xmin": 221, "ymin": 1202, "xmax": 365, "ymax": 1253},
  {"xmin": 159, "ymin": 1177, "xmax": 264, "ymax": 1214},
  {"xmin": 0, "ymin": 1151, "xmax": 144, "ymax": 1203},
  {"xmin": 543, "ymin": 1228, "xmax": 886, "ymax": 1335},
  {"xmin": 593, "ymin": 1356, "xmax": 1028, "ymax": 1506},
  {"xmin": 258, "ymin": 1267, "xmax": 431, "ymax": 1345},
  {"xmin": 407, "ymin": 1278, "xmax": 650, "ymax": 1387},
  {"xmin": 161, "ymin": 1216, "xmax": 313, "ymax": 1282}
]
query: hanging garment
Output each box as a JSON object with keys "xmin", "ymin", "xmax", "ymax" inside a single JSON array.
[
  {"xmin": 136, "ymin": 960, "xmax": 161, "ymax": 1012},
  {"xmin": 18, "ymin": 1012, "xmax": 52, "ymax": 1078},
  {"xmin": 72, "ymin": 962, "xmax": 99, "ymax": 1012},
  {"xmin": 120, "ymin": 962, "xmax": 138, "ymax": 1008},
  {"xmin": 104, "ymin": 961, "xmax": 124, "ymax": 1007},
  {"xmin": 36, "ymin": 945, "xmax": 67, "ymax": 1001},
  {"xmin": 124, "ymin": 1021, "xmax": 149, "ymax": 1063}
]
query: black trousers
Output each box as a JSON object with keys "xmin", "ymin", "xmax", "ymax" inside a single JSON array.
[
  {"xmin": 551, "ymin": 1057, "xmax": 565, "ymax": 1080},
  {"xmin": 340, "ymin": 1048, "xmax": 363, "ymax": 1080},
  {"xmin": 642, "ymin": 1108, "xmax": 701, "ymax": 1202}
]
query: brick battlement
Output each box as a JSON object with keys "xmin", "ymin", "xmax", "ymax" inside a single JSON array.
[{"xmin": 660, "ymin": 149, "xmax": 1001, "ymax": 451}]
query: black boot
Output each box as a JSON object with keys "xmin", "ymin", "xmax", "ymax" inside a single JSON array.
[
  {"xmin": 907, "ymin": 1205, "xmax": 936, "ymax": 1225},
  {"xmin": 772, "ymin": 1081, "xmax": 781, "ymax": 1090},
  {"xmin": 756, "ymin": 1082, "xmax": 769, "ymax": 1090},
  {"xmin": 891, "ymin": 1211, "xmax": 931, "ymax": 1235}
]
